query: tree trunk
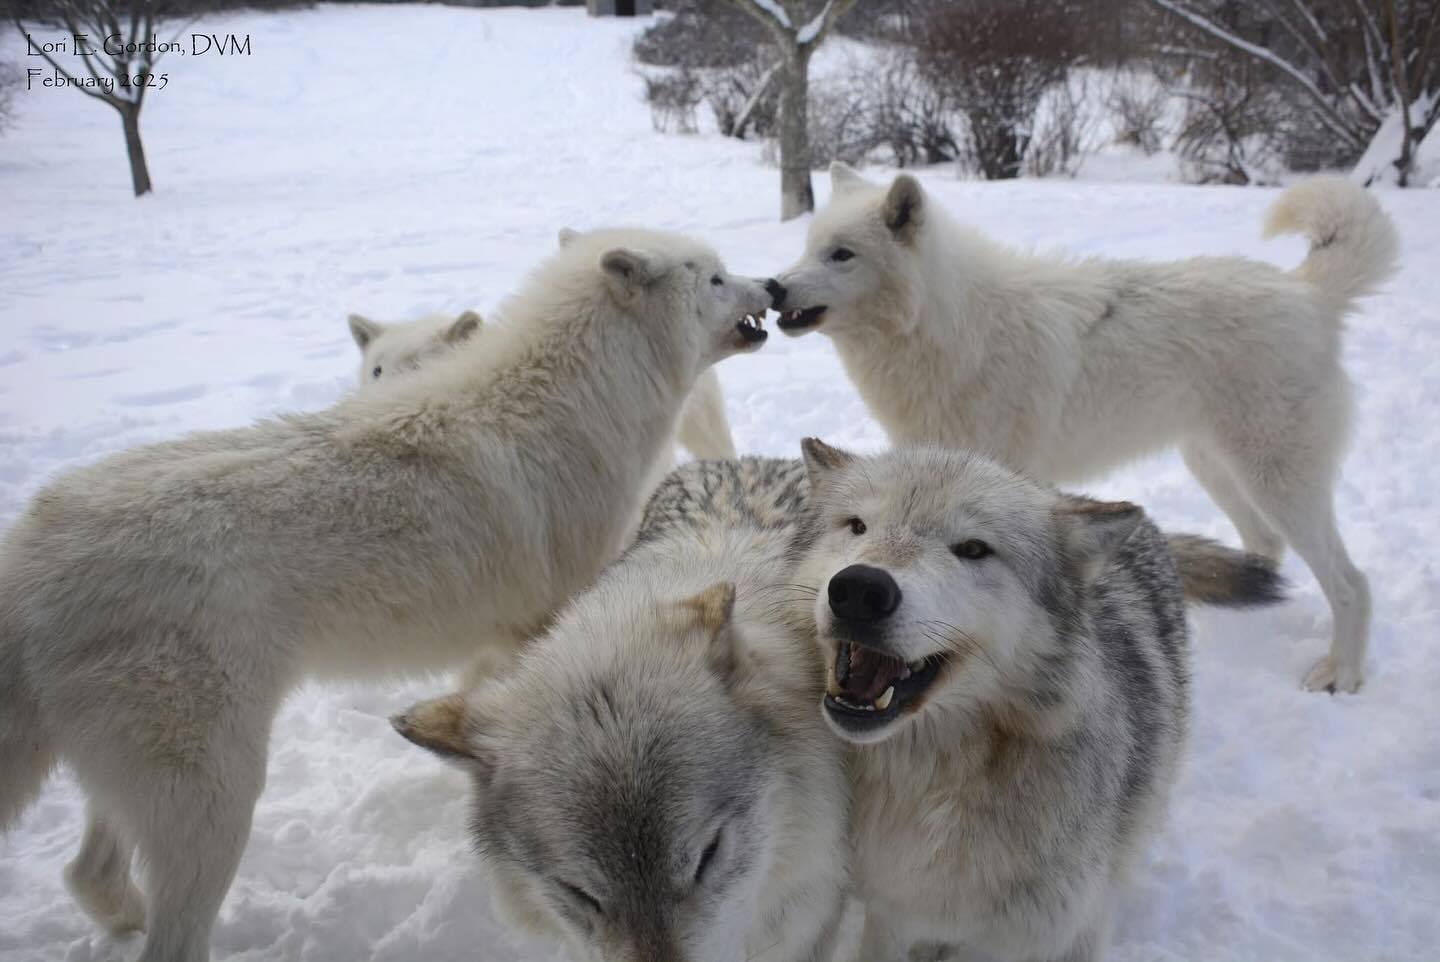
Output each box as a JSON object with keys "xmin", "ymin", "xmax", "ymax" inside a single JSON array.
[
  {"xmin": 777, "ymin": 45, "xmax": 813, "ymax": 221},
  {"xmin": 120, "ymin": 104, "xmax": 153, "ymax": 197}
]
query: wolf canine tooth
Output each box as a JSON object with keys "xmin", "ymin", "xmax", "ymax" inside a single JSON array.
[{"xmin": 875, "ymin": 686, "xmax": 894, "ymax": 710}]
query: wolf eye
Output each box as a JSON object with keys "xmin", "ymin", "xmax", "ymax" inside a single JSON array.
[
  {"xmin": 694, "ymin": 827, "xmax": 723, "ymax": 886},
  {"xmin": 710, "ymin": 274, "xmax": 724, "ymax": 286},
  {"xmin": 846, "ymin": 517, "xmax": 867, "ymax": 536},
  {"xmin": 556, "ymin": 880, "xmax": 602, "ymax": 916},
  {"xmin": 371, "ymin": 365, "xmax": 382, "ymax": 379},
  {"xmin": 952, "ymin": 539, "xmax": 992, "ymax": 560},
  {"xmin": 831, "ymin": 248, "xmax": 855, "ymax": 262}
]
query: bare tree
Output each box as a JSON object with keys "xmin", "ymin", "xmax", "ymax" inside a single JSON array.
[
  {"xmin": 14, "ymin": 0, "xmax": 181, "ymax": 195},
  {"xmin": 1145, "ymin": 0, "xmax": 1440, "ymax": 185},
  {"xmin": 724, "ymin": 0, "xmax": 860, "ymax": 220}
]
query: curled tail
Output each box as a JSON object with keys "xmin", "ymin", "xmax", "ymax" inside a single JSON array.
[
  {"xmin": 1167, "ymin": 534, "xmax": 1286, "ymax": 608},
  {"xmin": 1263, "ymin": 176, "xmax": 1399, "ymax": 310}
]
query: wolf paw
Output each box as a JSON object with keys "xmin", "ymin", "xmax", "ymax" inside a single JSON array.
[{"xmin": 1303, "ymin": 655, "xmax": 1363, "ymax": 694}]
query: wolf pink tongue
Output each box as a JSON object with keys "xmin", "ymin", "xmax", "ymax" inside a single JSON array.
[{"xmin": 844, "ymin": 646, "xmax": 904, "ymax": 701}]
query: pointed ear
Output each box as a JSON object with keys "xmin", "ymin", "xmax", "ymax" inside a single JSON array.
[
  {"xmin": 676, "ymin": 582, "xmax": 739, "ymax": 679},
  {"xmin": 392, "ymin": 693, "xmax": 485, "ymax": 764},
  {"xmin": 444, "ymin": 310, "xmax": 482, "ymax": 344},
  {"xmin": 558, "ymin": 227, "xmax": 581, "ymax": 249},
  {"xmin": 830, "ymin": 161, "xmax": 871, "ymax": 195},
  {"xmin": 348, "ymin": 313, "xmax": 384, "ymax": 350},
  {"xmin": 1057, "ymin": 498, "xmax": 1143, "ymax": 579},
  {"xmin": 800, "ymin": 437, "xmax": 856, "ymax": 488},
  {"xmin": 601, "ymin": 248, "xmax": 664, "ymax": 300},
  {"xmin": 883, "ymin": 175, "xmax": 925, "ymax": 240}
]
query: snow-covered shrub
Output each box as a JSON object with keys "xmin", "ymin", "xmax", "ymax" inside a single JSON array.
[
  {"xmin": 639, "ymin": 68, "xmax": 703, "ymax": 134},
  {"xmin": 1107, "ymin": 68, "xmax": 1169, "ymax": 155},
  {"xmin": 1171, "ymin": 58, "xmax": 1291, "ymax": 185},
  {"xmin": 911, "ymin": 0, "xmax": 1080, "ymax": 179},
  {"xmin": 1026, "ymin": 71, "xmax": 1106, "ymax": 178}
]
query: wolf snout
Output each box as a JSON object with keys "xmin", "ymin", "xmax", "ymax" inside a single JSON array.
[
  {"xmin": 828, "ymin": 565, "xmax": 902, "ymax": 621},
  {"xmin": 764, "ymin": 278, "xmax": 787, "ymax": 310}
]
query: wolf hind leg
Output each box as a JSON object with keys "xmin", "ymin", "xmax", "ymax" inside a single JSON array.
[
  {"xmin": 1181, "ymin": 441, "xmax": 1285, "ymax": 561},
  {"xmin": 65, "ymin": 803, "xmax": 146, "ymax": 935}
]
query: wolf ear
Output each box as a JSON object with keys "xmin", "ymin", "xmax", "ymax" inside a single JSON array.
[
  {"xmin": 392, "ymin": 693, "xmax": 488, "ymax": 766},
  {"xmin": 676, "ymin": 582, "xmax": 740, "ymax": 680},
  {"xmin": 1057, "ymin": 498, "xmax": 1143, "ymax": 580},
  {"xmin": 883, "ymin": 175, "xmax": 925, "ymax": 241},
  {"xmin": 830, "ymin": 161, "xmax": 871, "ymax": 195},
  {"xmin": 444, "ymin": 310, "xmax": 483, "ymax": 344},
  {"xmin": 558, "ymin": 227, "xmax": 581, "ymax": 249},
  {"xmin": 800, "ymin": 437, "xmax": 856, "ymax": 488},
  {"xmin": 601, "ymin": 248, "xmax": 665, "ymax": 300},
  {"xmin": 348, "ymin": 313, "xmax": 384, "ymax": 350}
]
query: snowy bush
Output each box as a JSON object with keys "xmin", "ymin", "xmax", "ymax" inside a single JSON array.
[
  {"xmin": 1106, "ymin": 68, "xmax": 1169, "ymax": 156},
  {"xmin": 911, "ymin": 0, "xmax": 1080, "ymax": 180},
  {"xmin": 639, "ymin": 68, "xmax": 703, "ymax": 134}
]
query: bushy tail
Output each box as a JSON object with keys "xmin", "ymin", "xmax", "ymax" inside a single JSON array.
[
  {"xmin": 1262, "ymin": 176, "xmax": 1399, "ymax": 310},
  {"xmin": 1166, "ymin": 534, "xmax": 1286, "ymax": 609},
  {"xmin": 0, "ymin": 609, "xmax": 54, "ymax": 833},
  {"xmin": 676, "ymin": 368, "xmax": 738, "ymax": 460}
]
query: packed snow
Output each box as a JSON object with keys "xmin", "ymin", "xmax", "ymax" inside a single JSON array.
[{"xmin": 2, "ymin": 6, "xmax": 1438, "ymax": 962}]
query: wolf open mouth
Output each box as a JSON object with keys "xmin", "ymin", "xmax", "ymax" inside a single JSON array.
[
  {"xmin": 823, "ymin": 640, "xmax": 947, "ymax": 736},
  {"xmin": 733, "ymin": 312, "xmax": 769, "ymax": 349},
  {"xmin": 777, "ymin": 306, "xmax": 826, "ymax": 332}
]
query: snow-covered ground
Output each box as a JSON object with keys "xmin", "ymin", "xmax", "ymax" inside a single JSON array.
[{"xmin": 2, "ymin": 6, "xmax": 1438, "ymax": 961}]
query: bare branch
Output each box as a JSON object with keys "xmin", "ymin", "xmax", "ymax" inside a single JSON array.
[{"xmin": 1144, "ymin": 0, "xmax": 1364, "ymax": 147}]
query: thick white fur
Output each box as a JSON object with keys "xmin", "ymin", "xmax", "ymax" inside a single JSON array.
[
  {"xmin": 350, "ymin": 306, "xmax": 737, "ymax": 461},
  {"xmin": 775, "ymin": 166, "xmax": 1399, "ymax": 693},
  {"xmin": 0, "ymin": 227, "xmax": 771, "ymax": 962},
  {"xmin": 399, "ymin": 514, "xmax": 848, "ymax": 962}
]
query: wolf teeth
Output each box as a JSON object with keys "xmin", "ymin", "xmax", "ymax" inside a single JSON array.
[{"xmin": 875, "ymin": 686, "xmax": 894, "ymax": 710}]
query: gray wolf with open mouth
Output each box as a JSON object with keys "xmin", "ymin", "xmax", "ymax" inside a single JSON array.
[
  {"xmin": 791, "ymin": 439, "xmax": 1284, "ymax": 962},
  {"xmin": 394, "ymin": 455, "xmax": 848, "ymax": 962},
  {"xmin": 771, "ymin": 166, "xmax": 1396, "ymax": 693}
]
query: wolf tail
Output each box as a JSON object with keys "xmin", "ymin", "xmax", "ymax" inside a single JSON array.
[
  {"xmin": 1166, "ymin": 534, "xmax": 1286, "ymax": 609},
  {"xmin": 1262, "ymin": 176, "xmax": 1399, "ymax": 311},
  {"xmin": 0, "ymin": 595, "xmax": 54, "ymax": 833}
]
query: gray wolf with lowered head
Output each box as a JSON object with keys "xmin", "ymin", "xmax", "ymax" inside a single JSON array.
[
  {"xmin": 394, "ymin": 456, "xmax": 847, "ymax": 962},
  {"xmin": 791, "ymin": 439, "xmax": 1284, "ymax": 962},
  {"xmin": 0, "ymin": 228, "xmax": 772, "ymax": 962},
  {"xmin": 771, "ymin": 167, "xmax": 1397, "ymax": 693},
  {"xmin": 349, "ymin": 298, "xmax": 737, "ymax": 460}
]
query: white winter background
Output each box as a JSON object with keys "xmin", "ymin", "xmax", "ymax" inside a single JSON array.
[{"xmin": 1, "ymin": 6, "xmax": 1438, "ymax": 961}]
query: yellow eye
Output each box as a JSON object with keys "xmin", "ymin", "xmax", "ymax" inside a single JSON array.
[{"xmin": 846, "ymin": 517, "xmax": 866, "ymax": 536}]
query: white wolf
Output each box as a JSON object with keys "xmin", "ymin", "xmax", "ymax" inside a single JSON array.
[
  {"xmin": 770, "ymin": 167, "xmax": 1398, "ymax": 693},
  {"xmin": 394, "ymin": 456, "xmax": 846, "ymax": 962},
  {"xmin": 0, "ymin": 227, "xmax": 772, "ymax": 962},
  {"xmin": 348, "ymin": 303, "xmax": 737, "ymax": 460},
  {"xmin": 791, "ymin": 439, "xmax": 1283, "ymax": 962}
]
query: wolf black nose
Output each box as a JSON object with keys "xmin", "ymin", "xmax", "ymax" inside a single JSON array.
[
  {"xmin": 828, "ymin": 565, "xmax": 902, "ymax": 622},
  {"xmin": 765, "ymin": 278, "xmax": 787, "ymax": 309}
]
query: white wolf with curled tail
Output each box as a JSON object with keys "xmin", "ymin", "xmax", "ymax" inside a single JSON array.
[{"xmin": 772, "ymin": 169, "xmax": 1398, "ymax": 693}]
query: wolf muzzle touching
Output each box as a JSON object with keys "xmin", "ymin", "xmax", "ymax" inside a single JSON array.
[{"xmin": 789, "ymin": 438, "xmax": 1283, "ymax": 962}]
